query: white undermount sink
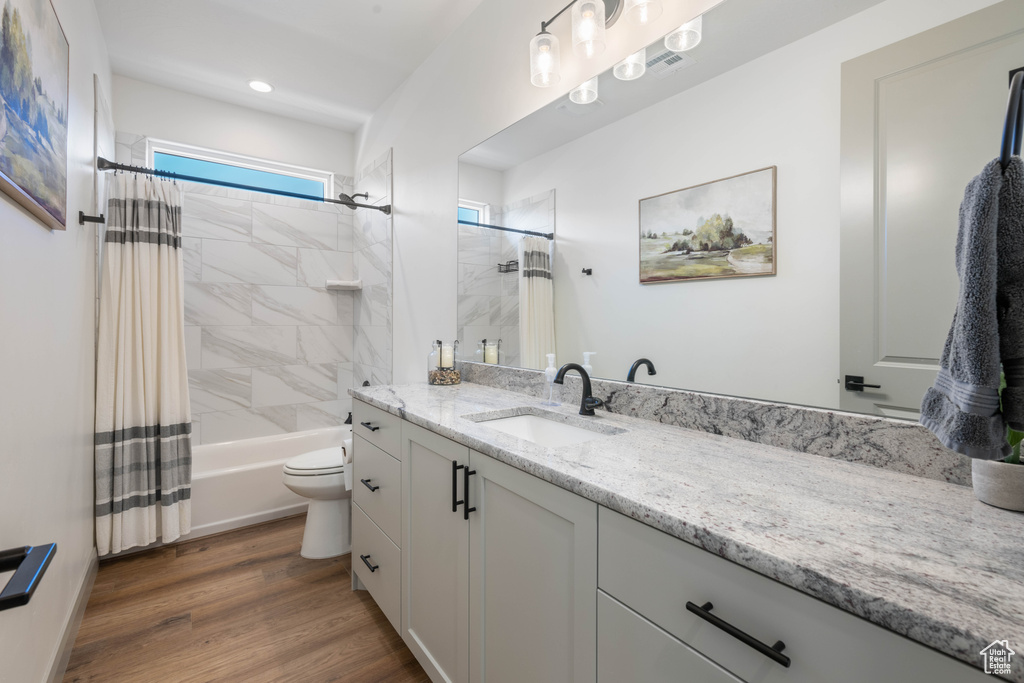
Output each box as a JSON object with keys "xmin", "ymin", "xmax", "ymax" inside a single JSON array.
[{"xmin": 473, "ymin": 412, "xmax": 612, "ymax": 448}]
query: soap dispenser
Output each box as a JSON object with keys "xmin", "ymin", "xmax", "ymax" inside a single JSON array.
[
  {"xmin": 582, "ymin": 351, "xmax": 597, "ymax": 375},
  {"xmin": 543, "ymin": 353, "xmax": 560, "ymax": 406}
]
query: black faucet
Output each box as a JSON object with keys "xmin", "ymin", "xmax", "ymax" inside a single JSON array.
[
  {"xmin": 553, "ymin": 363, "xmax": 604, "ymax": 416},
  {"xmin": 627, "ymin": 358, "xmax": 657, "ymax": 383}
]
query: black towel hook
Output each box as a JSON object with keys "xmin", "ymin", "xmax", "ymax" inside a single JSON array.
[{"xmin": 1000, "ymin": 71, "xmax": 1023, "ymax": 171}]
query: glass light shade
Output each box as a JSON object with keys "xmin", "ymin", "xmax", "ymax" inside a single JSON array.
[
  {"xmin": 530, "ymin": 31, "xmax": 561, "ymax": 87},
  {"xmin": 570, "ymin": 77, "xmax": 599, "ymax": 104},
  {"xmin": 613, "ymin": 47, "xmax": 646, "ymax": 81},
  {"xmin": 572, "ymin": 0, "xmax": 606, "ymax": 58},
  {"xmin": 664, "ymin": 14, "xmax": 702, "ymax": 52},
  {"xmin": 624, "ymin": 0, "xmax": 662, "ymax": 25}
]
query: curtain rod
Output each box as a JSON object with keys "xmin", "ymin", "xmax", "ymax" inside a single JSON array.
[
  {"xmin": 458, "ymin": 219, "xmax": 553, "ymax": 240},
  {"xmin": 92, "ymin": 156, "xmax": 392, "ymax": 215}
]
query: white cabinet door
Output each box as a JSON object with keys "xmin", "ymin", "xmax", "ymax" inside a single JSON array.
[
  {"xmin": 468, "ymin": 450, "xmax": 597, "ymax": 683},
  {"xmin": 402, "ymin": 422, "xmax": 471, "ymax": 683},
  {"xmin": 839, "ymin": 2, "xmax": 1024, "ymax": 417}
]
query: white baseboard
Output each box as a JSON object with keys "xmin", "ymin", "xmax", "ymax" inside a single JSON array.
[
  {"xmin": 177, "ymin": 503, "xmax": 308, "ymax": 542},
  {"xmin": 47, "ymin": 552, "xmax": 98, "ymax": 683}
]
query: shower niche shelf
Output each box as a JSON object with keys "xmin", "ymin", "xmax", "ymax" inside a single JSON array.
[{"xmin": 326, "ymin": 280, "xmax": 363, "ymax": 291}]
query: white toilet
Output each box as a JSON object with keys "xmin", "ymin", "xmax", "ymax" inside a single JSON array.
[{"xmin": 282, "ymin": 444, "xmax": 351, "ymax": 559}]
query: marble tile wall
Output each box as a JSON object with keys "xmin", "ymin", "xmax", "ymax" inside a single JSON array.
[
  {"xmin": 352, "ymin": 149, "xmax": 393, "ymax": 387},
  {"xmin": 456, "ymin": 190, "xmax": 554, "ymax": 367},
  {"xmin": 115, "ymin": 132, "xmax": 359, "ymax": 445},
  {"xmin": 459, "ymin": 361, "xmax": 972, "ymax": 486}
]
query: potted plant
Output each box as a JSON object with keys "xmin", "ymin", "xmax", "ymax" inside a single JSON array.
[{"xmin": 972, "ymin": 376, "xmax": 1024, "ymax": 512}]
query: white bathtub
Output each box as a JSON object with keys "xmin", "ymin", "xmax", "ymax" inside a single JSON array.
[{"xmin": 184, "ymin": 425, "xmax": 351, "ymax": 540}]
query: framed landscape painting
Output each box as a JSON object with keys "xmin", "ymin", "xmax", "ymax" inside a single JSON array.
[
  {"xmin": 639, "ymin": 166, "xmax": 776, "ymax": 283},
  {"xmin": 0, "ymin": 0, "xmax": 69, "ymax": 231}
]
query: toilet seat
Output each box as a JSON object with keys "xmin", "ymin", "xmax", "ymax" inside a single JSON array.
[{"xmin": 283, "ymin": 446, "xmax": 346, "ymax": 476}]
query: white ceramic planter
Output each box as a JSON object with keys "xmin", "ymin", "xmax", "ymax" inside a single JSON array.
[{"xmin": 972, "ymin": 458, "xmax": 1024, "ymax": 512}]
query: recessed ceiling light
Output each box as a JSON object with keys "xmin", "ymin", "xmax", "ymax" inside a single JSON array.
[{"xmin": 248, "ymin": 80, "xmax": 273, "ymax": 93}]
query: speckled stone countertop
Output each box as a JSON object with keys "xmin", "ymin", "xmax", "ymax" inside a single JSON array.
[{"xmin": 352, "ymin": 381, "xmax": 1023, "ymax": 680}]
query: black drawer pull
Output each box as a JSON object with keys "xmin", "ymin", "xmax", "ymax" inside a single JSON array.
[
  {"xmin": 452, "ymin": 461, "xmax": 466, "ymax": 513},
  {"xmin": 360, "ymin": 478, "xmax": 379, "ymax": 492},
  {"xmin": 360, "ymin": 554, "xmax": 379, "ymax": 573},
  {"xmin": 686, "ymin": 601, "xmax": 790, "ymax": 668},
  {"xmin": 360, "ymin": 421, "xmax": 380, "ymax": 432},
  {"xmin": 0, "ymin": 544, "xmax": 57, "ymax": 612}
]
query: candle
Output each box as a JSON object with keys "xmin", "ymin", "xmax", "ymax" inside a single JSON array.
[
  {"xmin": 441, "ymin": 343, "xmax": 454, "ymax": 368},
  {"xmin": 484, "ymin": 344, "xmax": 498, "ymax": 364}
]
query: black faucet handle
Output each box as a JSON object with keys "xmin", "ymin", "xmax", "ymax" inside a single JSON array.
[{"xmin": 584, "ymin": 396, "xmax": 604, "ymax": 410}]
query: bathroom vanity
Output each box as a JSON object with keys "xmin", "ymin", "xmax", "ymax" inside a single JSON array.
[{"xmin": 349, "ymin": 380, "xmax": 1022, "ymax": 682}]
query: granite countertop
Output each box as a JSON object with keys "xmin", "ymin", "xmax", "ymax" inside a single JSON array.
[{"xmin": 351, "ymin": 382, "xmax": 1024, "ymax": 680}]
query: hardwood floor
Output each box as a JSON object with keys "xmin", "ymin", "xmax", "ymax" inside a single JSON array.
[{"xmin": 63, "ymin": 515, "xmax": 428, "ymax": 683}]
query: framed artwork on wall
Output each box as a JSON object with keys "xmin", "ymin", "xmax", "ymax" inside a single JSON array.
[
  {"xmin": 0, "ymin": 0, "xmax": 69, "ymax": 231},
  {"xmin": 639, "ymin": 166, "xmax": 777, "ymax": 284}
]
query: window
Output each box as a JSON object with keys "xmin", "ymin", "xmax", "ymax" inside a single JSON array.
[
  {"xmin": 458, "ymin": 206, "xmax": 481, "ymax": 223},
  {"xmin": 147, "ymin": 139, "xmax": 334, "ymax": 201},
  {"xmin": 458, "ymin": 199, "xmax": 490, "ymax": 225}
]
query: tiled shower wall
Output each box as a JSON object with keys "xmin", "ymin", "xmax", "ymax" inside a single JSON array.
[
  {"xmin": 112, "ymin": 134, "xmax": 392, "ymax": 445},
  {"xmin": 353, "ymin": 150, "xmax": 393, "ymax": 387},
  {"xmin": 456, "ymin": 190, "xmax": 554, "ymax": 368}
]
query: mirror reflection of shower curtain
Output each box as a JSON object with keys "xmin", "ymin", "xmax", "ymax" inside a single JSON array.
[{"xmin": 520, "ymin": 236, "xmax": 555, "ymax": 369}]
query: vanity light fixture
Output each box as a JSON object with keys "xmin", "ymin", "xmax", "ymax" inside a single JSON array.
[
  {"xmin": 664, "ymin": 14, "xmax": 702, "ymax": 52},
  {"xmin": 530, "ymin": 0, "xmax": 621, "ymax": 88},
  {"xmin": 623, "ymin": 0, "xmax": 662, "ymax": 25},
  {"xmin": 570, "ymin": 76, "xmax": 599, "ymax": 104},
  {"xmin": 613, "ymin": 47, "xmax": 646, "ymax": 81},
  {"xmin": 530, "ymin": 31, "xmax": 562, "ymax": 87},
  {"xmin": 248, "ymin": 80, "xmax": 274, "ymax": 93},
  {"xmin": 572, "ymin": 0, "xmax": 606, "ymax": 57}
]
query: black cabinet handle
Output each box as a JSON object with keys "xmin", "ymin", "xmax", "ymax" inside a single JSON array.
[
  {"xmin": 844, "ymin": 375, "xmax": 881, "ymax": 392},
  {"xmin": 686, "ymin": 601, "xmax": 790, "ymax": 668},
  {"xmin": 0, "ymin": 544, "xmax": 57, "ymax": 612},
  {"xmin": 360, "ymin": 478, "xmax": 379, "ymax": 492},
  {"xmin": 463, "ymin": 466, "xmax": 477, "ymax": 521},
  {"xmin": 452, "ymin": 461, "xmax": 466, "ymax": 513},
  {"xmin": 360, "ymin": 554, "xmax": 379, "ymax": 573},
  {"xmin": 360, "ymin": 421, "xmax": 380, "ymax": 432}
]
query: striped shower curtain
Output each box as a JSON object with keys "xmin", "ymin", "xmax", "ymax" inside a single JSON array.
[
  {"xmin": 520, "ymin": 236, "xmax": 556, "ymax": 369},
  {"xmin": 95, "ymin": 174, "xmax": 192, "ymax": 556}
]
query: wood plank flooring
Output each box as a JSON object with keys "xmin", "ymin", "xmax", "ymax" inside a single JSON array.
[{"xmin": 63, "ymin": 515, "xmax": 427, "ymax": 683}]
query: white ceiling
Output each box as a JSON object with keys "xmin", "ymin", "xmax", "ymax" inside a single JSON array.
[{"xmin": 94, "ymin": 0, "xmax": 485, "ymax": 132}]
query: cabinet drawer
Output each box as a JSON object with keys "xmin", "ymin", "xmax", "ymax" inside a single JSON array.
[
  {"xmin": 598, "ymin": 507, "xmax": 987, "ymax": 683},
  {"xmin": 598, "ymin": 590, "xmax": 741, "ymax": 683},
  {"xmin": 353, "ymin": 400, "xmax": 401, "ymax": 457},
  {"xmin": 352, "ymin": 502, "xmax": 401, "ymax": 633},
  {"xmin": 353, "ymin": 435, "xmax": 401, "ymax": 545}
]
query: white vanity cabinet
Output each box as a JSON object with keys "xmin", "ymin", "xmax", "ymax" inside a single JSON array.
[
  {"xmin": 350, "ymin": 401, "xmax": 403, "ymax": 633},
  {"xmin": 401, "ymin": 420, "xmax": 597, "ymax": 683},
  {"xmin": 597, "ymin": 507, "xmax": 990, "ymax": 683}
]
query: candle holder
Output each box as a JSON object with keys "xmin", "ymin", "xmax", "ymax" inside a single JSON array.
[{"xmin": 428, "ymin": 339, "xmax": 461, "ymax": 385}]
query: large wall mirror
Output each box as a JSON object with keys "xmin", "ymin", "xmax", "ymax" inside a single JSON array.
[{"xmin": 457, "ymin": 0, "xmax": 1024, "ymax": 418}]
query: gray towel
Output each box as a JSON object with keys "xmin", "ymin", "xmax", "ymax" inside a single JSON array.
[
  {"xmin": 920, "ymin": 157, "xmax": 1023, "ymax": 459},
  {"xmin": 998, "ymin": 157, "xmax": 1024, "ymax": 429}
]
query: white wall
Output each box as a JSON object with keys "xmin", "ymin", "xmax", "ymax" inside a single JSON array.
[
  {"xmin": 358, "ymin": 0, "xmax": 1002, "ymax": 396},
  {"xmin": 113, "ymin": 75, "xmax": 355, "ymax": 176},
  {"xmin": 0, "ymin": 1, "xmax": 111, "ymax": 680},
  {"xmin": 458, "ymin": 161, "xmax": 504, "ymax": 208}
]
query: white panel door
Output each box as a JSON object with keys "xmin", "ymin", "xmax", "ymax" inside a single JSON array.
[
  {"xmin": 402, "ymin": 422, "xmax": 471, "ymax": 683},
  {"xmin": 840, "ymin": 2, "xmax": 1024, "ymax": 417},
  {"xmin": 468, "ymin": 450, "xmax": 597, "ymax": 683}
]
